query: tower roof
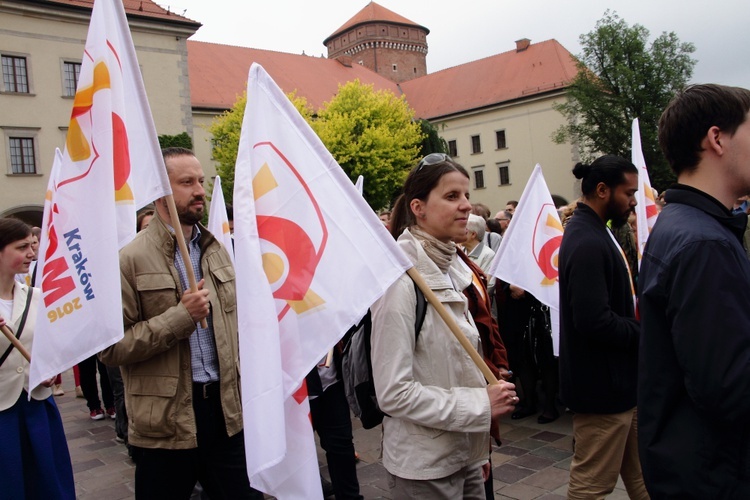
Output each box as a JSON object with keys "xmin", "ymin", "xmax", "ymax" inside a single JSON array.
[{"xmin": 324, "ymin": 1, "xmax": 428, "ymax": 45}]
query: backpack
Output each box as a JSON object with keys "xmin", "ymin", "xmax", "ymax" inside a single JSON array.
[{"xmin": 340, "ymin": 279, "xmax": 427, "ymax": 429}]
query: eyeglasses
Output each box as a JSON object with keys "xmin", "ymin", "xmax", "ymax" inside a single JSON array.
[
  {"xmin": 417, "ymin": 153, "xmax": 451, "ymax": 172},
  {"xmin": 495, "ymin": 218, "xmax": 509, "ymax": 221}
]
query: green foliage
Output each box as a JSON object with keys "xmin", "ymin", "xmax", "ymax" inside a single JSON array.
[
  {"xmin": 417, "ymin": 119, "xmax": 448, "ymax": 157},
  {"xmin": 310, "ymin": 80, "xmax": 424, "ymax": 210},
  {"xmin": 209, "ymin": 81, "xmax": 424, "ymax": 210},
  {"xmin": 208, "ymin": 92, "xmax": 246, "ymax": 204},
  {"xmin": 158, "ymin": 132, "xmax": 193, "ymax": 150},
  {"xmin": 553, "ymin": 11, "xmax": 696, "ymax": 191}
]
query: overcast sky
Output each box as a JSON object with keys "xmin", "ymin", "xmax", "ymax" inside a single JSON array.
[{"xmin": 165, "ymin": 0, "xmax": 749, "ymax": 88}]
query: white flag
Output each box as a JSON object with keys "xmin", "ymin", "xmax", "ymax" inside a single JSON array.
[
  {"xmin": 234, "ymin": 63, "xmax": 412, "ymax": 498},
  {"xmin": 488, "ymin": 164, "xmax": 563, "ymax": 354},
  {"xmin": 207, "ymin": 176, "xmax": 235, "ymax": 264},
  {"xmin": 632, "ymin": 118, "xmax": 659, "ymax": 267},
  {"xmin": 29, "ymin": 0, "xmax": 171, "ymax": 390}
]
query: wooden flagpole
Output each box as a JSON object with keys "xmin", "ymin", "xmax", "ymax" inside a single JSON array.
[
  {"xmin": 165, "ymin": 194, "xmax": 208, "ymax": 329},
  {"xmin": 1, "ymin": 323, "xmax": 31, "ymax": 362},
  {"xmin": 406, "ymin": 267, "xmax": 499, "ymax": 385}
]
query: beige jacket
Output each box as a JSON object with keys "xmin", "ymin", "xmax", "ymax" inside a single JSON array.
[
  {"xmin": 371, "ymin": 229, "xmax": 491, "ymax": 480},
  {"xmin": 0, "ymin": 283, "xmax": 50, "ymax": 411},
  {"xmin": 100, "ymin": 214, "xmax": 242, "ymax": 449}
]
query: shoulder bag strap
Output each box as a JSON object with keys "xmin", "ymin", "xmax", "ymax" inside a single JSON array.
[{"xmin": 0, "ymin": 288, "xmax": 33, "ymax": 368}]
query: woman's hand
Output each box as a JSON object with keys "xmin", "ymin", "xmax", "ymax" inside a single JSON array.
[
  {"xmin": 481, "ymin": 461, "xmax": 491, "ymax": 481},
  {"xmin": 487, "ymin": 380, "xmax": 518, "ymax": 420},
  {"xmin": 40, "ymin": 377, "xmax": 56, "ymax": 388}
]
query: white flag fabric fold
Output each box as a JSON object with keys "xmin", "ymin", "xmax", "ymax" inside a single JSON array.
[
  {"xmin": 207, "ymin": 176, "xmax": 235, "ymax": 264},
  {"xmin": 632, "ymin": 118, "xmax": 659, "ymax": 266},
  {"xmin": 234, "ymin": 63, "xmax": 412, "ymax": 498},
  {"xmin": 29, "ymin": 0, "xmax": 171, "ymax": 390},
  {"xmin": 488, "ymin": 164, "xmax": 563, "ymax": 354}
]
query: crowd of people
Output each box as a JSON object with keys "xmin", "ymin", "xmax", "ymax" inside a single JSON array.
[{"xmin": 1, "ymin": 83, "xmax": 750, "ymax": 499}]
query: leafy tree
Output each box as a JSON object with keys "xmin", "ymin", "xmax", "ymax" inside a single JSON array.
[
  {"xmin": 309, "ymin": 80, "xmax": 423, "ymax": 210},
  {"xmin": 209, "ymin": 81, "xmax": 424, "ymax": 210},
  {"xmin": 158, "ymin": 131, "xmax": 193, "ymax": 150},
  {"xmin": 209, "ymin": 92, "xmax": 246, "ymax": 204},
  {"xmin": 553, "ymin": 11, "xmax": 696, "ymax": 191},
  {"xmin": 417, "ymin": 119, "xmax": 448, "ymax": 157}
]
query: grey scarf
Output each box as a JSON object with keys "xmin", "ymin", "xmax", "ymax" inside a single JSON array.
[{"xmin": 410, "ymin": 226, "xmax": 456, "ymax": 273}]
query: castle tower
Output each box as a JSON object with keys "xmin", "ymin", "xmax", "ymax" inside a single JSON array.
[{"xmin": 323, "ymin": 2, "xmax": 428, "ymax": 84}]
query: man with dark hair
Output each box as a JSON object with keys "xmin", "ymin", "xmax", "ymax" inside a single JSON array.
[
  {"xmin": 559, "ymin": 155, "xmax": 648, "ymax": 499},
  {"xmin": 505, "ymin": 200, "xmax": 518, "ymax": 214},
  {"xmin": 638, "ymin": 84, "xmax": 750, "ymax": 498},
  {"xmin": 100, "ymin": 148, "xmax": 262, "ymax": 499}
]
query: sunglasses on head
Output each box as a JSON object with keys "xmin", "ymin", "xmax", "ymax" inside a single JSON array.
[{"xmin": 416, "ymin": 153, "xmax": 451, "ymax": 172}]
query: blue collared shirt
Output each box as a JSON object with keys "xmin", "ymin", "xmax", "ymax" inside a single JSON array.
[{"xmin": 173, "ymin": 225, "xmax": 220, "ymax": 383}]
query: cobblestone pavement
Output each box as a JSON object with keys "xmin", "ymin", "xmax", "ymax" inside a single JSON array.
[{"xmin": 57, "ymin": 369, "xmax": 629, "ymax": 499}]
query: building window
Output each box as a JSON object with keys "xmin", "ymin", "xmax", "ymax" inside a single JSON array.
[
  {"xmin": 498, "ymin": 162, "xmax": 510, "ymax": 185},
  {"xmin": 2, "ymin": 55, "xmax": 29, "ymax": 93},
  {"xmin": 496, "ymin": 130, "xmax": 507, "ymax": 149},
  {"xmin": 392, "ymin": 64, "xmax": 398, "ymax": 72},
  {"xmin": 63, "ymin": 61, "xmax": 81, "ymax": 97},
  {"xmin": 471, "ymin": 135, "xmax": 482, "ymax": 154},
  {"xmin": 9, "ymin": 137, "xmax": 36, "ymax": 174},
  {"xmin": 472, "ymin": 167, "xmax": 485, "ymax": 189},
  {"xmin": 448, "ymin": 140, "xmax": 458, "ymax": 157}
]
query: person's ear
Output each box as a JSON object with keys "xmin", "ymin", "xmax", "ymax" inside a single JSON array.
[
  {"xmin": 595, "ymin": 181, "xmax": 610, "ymax": 200},
  {"xmin": 410, "ymin": 198, "xmax": 425, "ymax": 219}
]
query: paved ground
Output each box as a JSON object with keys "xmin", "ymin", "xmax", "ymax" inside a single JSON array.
[{"xmin": 57, "ymin": 369, "xmax": 630, "ymax": 499}]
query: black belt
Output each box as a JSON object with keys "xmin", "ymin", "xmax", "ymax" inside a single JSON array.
[{"xmin": 193, "ymin": 381, "xmax": 220, "ymax": 399}]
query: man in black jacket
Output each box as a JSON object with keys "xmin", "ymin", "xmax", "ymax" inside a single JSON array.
[
  {"xmin": 559, "ymin": 155, "xmax": 648, "ymax": 499},
  {"xmin": 639, "ymin": 84, "xmax": 750, "ymax": 498}
]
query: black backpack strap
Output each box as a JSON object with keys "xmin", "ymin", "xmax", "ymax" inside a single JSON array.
[
  {"xmin": 413, "ymin": 279, "xmax": 427, "ymax": 342},
  {"xmin": 0, "ymin": 287, "xmax": 33, "ymax": 368}
]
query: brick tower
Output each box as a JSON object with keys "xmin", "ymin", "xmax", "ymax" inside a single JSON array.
[{"xmin": 323, "ymin": 2, "xmax": 429, "ymax": 84}]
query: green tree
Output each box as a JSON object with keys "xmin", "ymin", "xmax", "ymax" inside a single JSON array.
[
  {"xmin": 553, "ymin": 11, "xmax": 696, "ymax": 191},
  {"xmin": 158, "ymin": 131, "xmax": 193, "ymax": 150},
  {"xmin": 209, "ymin": 81, "xmax": 424, "ymax": 210},
  {"xmin": 209, "ymin": 92, "xmax": 246, "ymax": 204},
  {"xmin": 417, "ymin": 119, "xmax": 448, "ymax": 157},
  {"xmin": 310, "ymin": 80, "xmax": 424, "ymax": 210}
]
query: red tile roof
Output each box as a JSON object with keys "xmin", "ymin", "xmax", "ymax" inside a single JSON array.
[
  {"xmin": 43, "ymin": 0, "xmax": 200, "ymax": 26},
  {"xmin": 401, "ymin": 39, "xmax": 578, "ymax": 120},
  {"xmin": 187, "ymin": 41, "xmax": 402, "ymax": 111},
  {"xmin": 324, "ymin": 1, "xmax": 428, "ymax": 44}
]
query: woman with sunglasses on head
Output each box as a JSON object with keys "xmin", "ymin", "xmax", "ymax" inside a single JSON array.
[
  {"xmin": 371, "ymin": 154, "xmax": 518, "ymax": 499},
  {"xmin": 0, "ymin": 218, "xmax": 75, "ymax": 499}
]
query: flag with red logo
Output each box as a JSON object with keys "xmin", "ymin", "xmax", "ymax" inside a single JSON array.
[
  {"xmin": 488, "ymin": 164, "xmax": 563, "ymax": 354},
  {"xmin": 233, "ymin": 63, "xmax": 412, "ymax": 498},
  {"xmin": 29, "ymin": 0, "xmax": 171, "ymax": 390},
  {"xmin": 207, "ymin": 176, "xmax": 234, "ymax": 264},
  {"xmin": 632, "ymin": 118, "xmax": 658, "ymax": 267}
]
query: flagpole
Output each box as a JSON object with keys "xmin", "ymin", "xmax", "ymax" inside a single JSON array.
[
  {"xmin": 1, "ymin": 324, "xmax": 31, "ymax": 362},
  {"xmin": 406, "ymin": 267, "xmax": 500, "ymax": 385},
  {"xmin": 165, "ymin": 194, "xmax": 208, "ymax": 329}
]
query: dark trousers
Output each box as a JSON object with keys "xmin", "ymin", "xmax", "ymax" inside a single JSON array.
[
  {"xmin": 310, "ymin": 381, "xmax": 363, "ymax": 500},
  {"xmin": 133, "ymin": 382, "xmax": 263, "ymax": 500},
  {"xmin": 79, "ymin": 355, "xmax": 113, "ymax": 411},
  {"xmin": 105, "ymin": 365, "xmax": 128, "ymax": 440}
]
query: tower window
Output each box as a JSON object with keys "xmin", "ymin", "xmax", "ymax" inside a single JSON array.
[{"xmin": 392, "ymin": 64, "xmax": 397, "ymax": 72}]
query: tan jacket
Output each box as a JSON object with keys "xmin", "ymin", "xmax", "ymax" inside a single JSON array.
[
  {"xmin": 100, "ymin": 214, "xmax": 242, "ymax": 449},
  {"xmin": 0, "ymin": 283, "xmax": 50, "ymax": 411},
  {"xmin": 371, "ymin": 229, "xmax": 491, "ymax": 480}
]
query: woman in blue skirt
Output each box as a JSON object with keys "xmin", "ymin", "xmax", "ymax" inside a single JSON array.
[{"xmin": 0, "ymin": 218, "xmax": 75, "ymax": 499}]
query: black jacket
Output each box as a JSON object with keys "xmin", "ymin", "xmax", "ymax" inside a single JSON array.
[
  {"xmin": 559, "ymin": 203, "xmax": 640, "ymax": 414},
  {"xmin": 638, "ymin": 185, "xmax": 750, "ymax": 499}
]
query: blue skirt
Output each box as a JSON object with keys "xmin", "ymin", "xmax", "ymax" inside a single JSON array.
[{"xmin": 0, "ymin": 392, "xmax": 75, "ymax": 499}]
